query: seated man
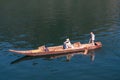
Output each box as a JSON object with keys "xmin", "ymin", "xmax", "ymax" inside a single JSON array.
[
  {"xmin": 63, "ymin": 38, "xmax": 74, "ymax": 49},
  {"xmin": 38, "ymin": 45, "xmax": 49, "ymax": 52}
]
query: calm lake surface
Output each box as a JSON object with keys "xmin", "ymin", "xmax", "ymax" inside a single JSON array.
[{"xmin": 0, "ymin": 0, "xmax": 120, "ymax": 80}]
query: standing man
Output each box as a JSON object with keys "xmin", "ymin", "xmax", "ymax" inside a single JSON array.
[{"xmin": 90, "ymin": 32, "xmax": 95, "ymax": 45}]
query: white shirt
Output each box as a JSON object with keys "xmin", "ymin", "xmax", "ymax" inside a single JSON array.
[
  {"xmin": 91, "ymin": 33, "xmax": 95, "ymax": 40},
  {"xmin": 64, "ymin": 40, "xmax": 74, "ymax": 48}
]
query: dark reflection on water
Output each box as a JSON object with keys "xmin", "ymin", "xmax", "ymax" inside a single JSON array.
[
  {"xmin": 11, "ymin": 51, "xmax": 95, "ymax": 64},
  {"xmin": 0, "ymin": 0, "xmax": 120, "ymax": 80}
]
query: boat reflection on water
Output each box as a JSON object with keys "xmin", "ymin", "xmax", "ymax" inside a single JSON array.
[{"xmin": 11, "ymin": 51, "xmax": 95, "ymax": 64}]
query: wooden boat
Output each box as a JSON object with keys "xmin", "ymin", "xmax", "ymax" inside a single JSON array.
[{"xmin": 9, "ymin": 42, "xmax": 102, "ymax": 56}]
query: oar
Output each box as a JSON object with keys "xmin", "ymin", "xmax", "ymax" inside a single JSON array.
[{"xmin": 83, "ymin": 46, "xmax": 88, "ymax": 55}]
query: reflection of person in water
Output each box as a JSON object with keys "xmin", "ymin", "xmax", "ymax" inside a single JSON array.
[
  {"xmin": 65, "ymin": 51, "xmax": 95, "ymax": 62},
  {"xmin": 91, "ymin": 54, "xmax": 95, "ymax": 61},
  {"xmin": 89, "ymin": 51, "xmax": 95, "ymax": 61},
  {"xmin": 66, "ymin": 54, "xmax": 74, "ymax": 61}
]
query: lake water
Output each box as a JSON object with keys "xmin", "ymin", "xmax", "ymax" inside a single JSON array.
[{"xmin": 0, "ymin": 0, "xmax": 120, "ymax": 80}]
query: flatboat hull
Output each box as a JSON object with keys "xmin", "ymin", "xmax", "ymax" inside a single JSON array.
[{"xmin": 9, "ymin": 42, "xmax": 102, "ymax": 56}]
